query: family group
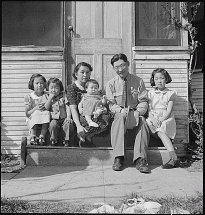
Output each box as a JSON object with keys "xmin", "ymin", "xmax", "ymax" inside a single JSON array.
[{"xmin": 24, "ymin": 53, "xmax": 180, "ymax": 173}]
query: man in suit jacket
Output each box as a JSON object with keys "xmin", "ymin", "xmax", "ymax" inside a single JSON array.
[{"xmin": 106, "ymin": 53, "xmax": 150, "ymax": 173}]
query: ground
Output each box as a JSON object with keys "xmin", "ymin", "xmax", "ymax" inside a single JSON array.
[
  {"xmin": 1, "ymin": 152, "xmax": 203, "ymax": 173},
  {"xmin": 1, "ymin": 153, "xmax": 203, "ymax": 213}
]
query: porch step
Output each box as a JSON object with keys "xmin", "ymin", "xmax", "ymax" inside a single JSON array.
[{"xmin": 25, "ymin": 146, "xmax": 171, "ymax": 166}]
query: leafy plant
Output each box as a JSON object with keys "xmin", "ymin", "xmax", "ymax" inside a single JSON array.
[{"xmin": 162, "ymin": 2, "xmax": 203, "ymax": 157}]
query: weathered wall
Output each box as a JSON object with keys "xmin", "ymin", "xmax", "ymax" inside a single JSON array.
[{"xmin": 1, "ymin": 47, "xmax": 64, "ymax": 154}]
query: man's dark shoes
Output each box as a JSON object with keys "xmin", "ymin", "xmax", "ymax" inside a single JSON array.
[
  {"xmin": 135, "ymin": 157, "xmax": 149, "ymax": 173},
  {"xmin": 112, "ymin": 156, "xmax": 124, "ymax": 171}
]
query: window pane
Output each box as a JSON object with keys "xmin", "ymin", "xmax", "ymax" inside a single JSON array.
[
  {"xmin": 138, "ymin": 2, "xmax": 157, "ymax": 39},
  {"xmin": 157, "ymin": 2, "xmax": 177, "ymax": 39},
  {"xmin": 136, "ymin": 2, "xmax": 180, "ymax": 46},
  {"xmin": 2, "ymin": 1, "xmax": 63, "ymax": 46}
]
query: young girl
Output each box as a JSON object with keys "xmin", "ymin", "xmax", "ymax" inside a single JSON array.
[
  {"xmin": 45, "ymin": 78, "xmax": 74, "ymax": 146},
  {"xmin": 78, "ymin": 79, "xmax": 112, "ymax": 142},
  {"xmin": 146, "ymin": 68, "xmax": 180, "ymax": 169},
  {"xmin": 24, "ymin": 73, "xmax": 50, "ymax": 145}
]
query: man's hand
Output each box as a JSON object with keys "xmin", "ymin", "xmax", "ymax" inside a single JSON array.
[
  {"xmin": 120, "ymin": 108, "xmax": 129, "ymax": 116},
  {"xmin": 133, "ymin": 110, "xmax": 139, "ymax": 126}
]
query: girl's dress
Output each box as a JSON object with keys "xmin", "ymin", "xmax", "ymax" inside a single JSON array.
[
  {"xmin": 49, "ymin": 92, "xmax": 73, "ymax": 141},
  {"xmin": 146, "ymin": 88, "xmax": 177, "ymax": 139},
  {"xmin": 24, "ymin": 91, "xmax": 50, "ymax": 130}
]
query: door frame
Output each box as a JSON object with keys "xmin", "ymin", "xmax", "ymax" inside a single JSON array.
[{"xmin": 64, "ymin": 1, "xmax": 75, "ymax": 87}]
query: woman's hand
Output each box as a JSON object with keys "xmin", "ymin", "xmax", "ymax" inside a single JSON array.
[
  {"xmin": 133, "ymin": 110, "xmax": 139, "ymax": 126},
  {"xmin": 64, "ymin": 118, "xmax": 73, "ymax": 124}
]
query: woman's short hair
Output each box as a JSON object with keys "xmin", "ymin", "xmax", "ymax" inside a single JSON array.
[
  {"xmin": 47, "ymin": 77, "xmax": 64, "ymax": 91},
  {"xmin": 85, "ymin": 79, "xmax": 99, "ymax": 89},
  {"xmin": 111, "ymin": 53, "xmax": 128, "ymax": 66},
  {"xmin": 28, "ymin": 73, "xmax": 47, "ymax": 90},
  {"xmin": 73, "ymin": 62, "xmax": 93, "ymax": 80},
  {"xmin": 150, "ymin": 68, "xmax": 172, "ymax": 86}
]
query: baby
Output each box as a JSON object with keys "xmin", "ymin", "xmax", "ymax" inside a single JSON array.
[{"xmin": 78, "ymin": 79, "xmax": 107, "ymax": 127}]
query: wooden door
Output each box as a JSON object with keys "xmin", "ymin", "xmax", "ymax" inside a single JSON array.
[{"xmin": 65, "ymin": 1, "xmax": 133, "ymax": 90}]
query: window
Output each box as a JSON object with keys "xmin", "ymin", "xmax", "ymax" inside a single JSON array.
[
  {"xmin": 2, "ymin": 1, "xmax": 63, "ymax": 46},
  {"xmin": 135, "ymin": 2, "xmax": 180, "ymax": 46},
  {"xmin": 191, "ymin": 2, "xmax": 204, "ymax": 70}
]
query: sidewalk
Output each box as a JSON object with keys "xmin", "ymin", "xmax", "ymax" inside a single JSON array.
[{"xmin": 1, "ymin": 165, "xmax": 203, "ymax": 206}]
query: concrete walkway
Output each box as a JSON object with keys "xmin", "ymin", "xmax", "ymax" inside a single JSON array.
[{"xmin": 1, "ymin": 165, "xmax": 203, "ymax": 206}]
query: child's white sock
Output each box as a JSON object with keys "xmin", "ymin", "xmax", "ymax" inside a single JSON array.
[
  {"xmin": 88, "ymin": 120, "xmax": 99, "ymax": 127},
  {"xmin": 79, "ymin": 136, "xmax": 85, "ymax": 142}
]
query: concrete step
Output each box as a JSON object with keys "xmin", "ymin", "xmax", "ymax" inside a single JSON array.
[{"xmin": 25, "ymin": 146, "xmax": 172, "ymax": 166}]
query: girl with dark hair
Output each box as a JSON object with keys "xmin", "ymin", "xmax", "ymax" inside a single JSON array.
[
  {"xmin": 45, "ymin": 78, "xmax": 74, "ymax": 146},
  {"xmin": 146, "ymin": 68, "xmax": 180, "ymax": 169},
  {"xmin": 24, "ymin": 73, "xmax": 50, "ymax": 145}
]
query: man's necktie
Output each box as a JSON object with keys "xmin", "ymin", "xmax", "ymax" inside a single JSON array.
[{"xmin": 121, "ymin": 78, "xmax": 127, "ymax": 108}]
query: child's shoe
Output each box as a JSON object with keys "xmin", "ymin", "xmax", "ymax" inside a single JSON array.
[
  {"xmin": 51, "ymin": 139, "xmax": 57, "ymax": 146},
  {"xmin": 63, "ymin": 140, "xmax": 70, "ymax": 147},
  {"xmin": 88, "ymin": 120, "xmax": 99, "ymax": 127},
  {"xmin": 161, "ymin": 151, "xmax": 180, "ymax": 169},
  {"xmin": 30, "ymin": 136, "xmax": 38, "ymax": 145},
  {"xmin": 39, "ymin": 136, "xmax": 45, "ymax": 146}
]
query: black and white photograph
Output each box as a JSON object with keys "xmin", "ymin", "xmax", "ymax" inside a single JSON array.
[{"xmin": 1, "ymin": 1, "xmax": 203, "ymax": 213}]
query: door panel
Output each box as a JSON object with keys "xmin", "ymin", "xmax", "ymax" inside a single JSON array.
[
  {"xmin": 104, "ymin": 2, "xmax": 122, "ymax": 38},
  {"xmin": 66, "ymin": 1, "xmax": 133, "ymax": 90}
]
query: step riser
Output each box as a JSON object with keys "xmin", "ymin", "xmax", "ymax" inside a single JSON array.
[{"xmin": 26, "ymin": 148, "xmax": 170, "ymax": 166}]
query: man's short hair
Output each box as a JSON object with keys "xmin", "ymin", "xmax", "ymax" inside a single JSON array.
[{"xmin": 111, "ymin": 53, "xmax": 128, "ymax": 66}]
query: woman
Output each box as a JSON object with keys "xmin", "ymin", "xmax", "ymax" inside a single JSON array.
[
  {"xmin": 66, "ymin": 62, "xmax": 113, "ymax": 146},
  {"xmin": 66, "ymin": 62, "xmax": 93, "ymax": 145}
]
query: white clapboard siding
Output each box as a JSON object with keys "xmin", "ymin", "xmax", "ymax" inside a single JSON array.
[
  {"xmin": 133, "ymin": 49, "xmax": 190, "ymax": 148},
  {"xmin": 189, "ymin": 72, "xmax": 203, "ymax": 113},
  {"xmin": 1, "ymin": 50, "xmax": 64, "ymax": 155}
]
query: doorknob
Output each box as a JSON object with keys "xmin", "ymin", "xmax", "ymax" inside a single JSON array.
[
  {"xmin": 68, "ymin": 25, "xmax": 74, "ymax": 40},
  {"xmin": 68, "ymin": 25, "xmax": 74, "ymax": 32}
]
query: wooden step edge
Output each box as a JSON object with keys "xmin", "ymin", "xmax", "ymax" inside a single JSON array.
[{"xmin": 26, "ymin": 146, "xmax": 167, "ymax": 150}]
